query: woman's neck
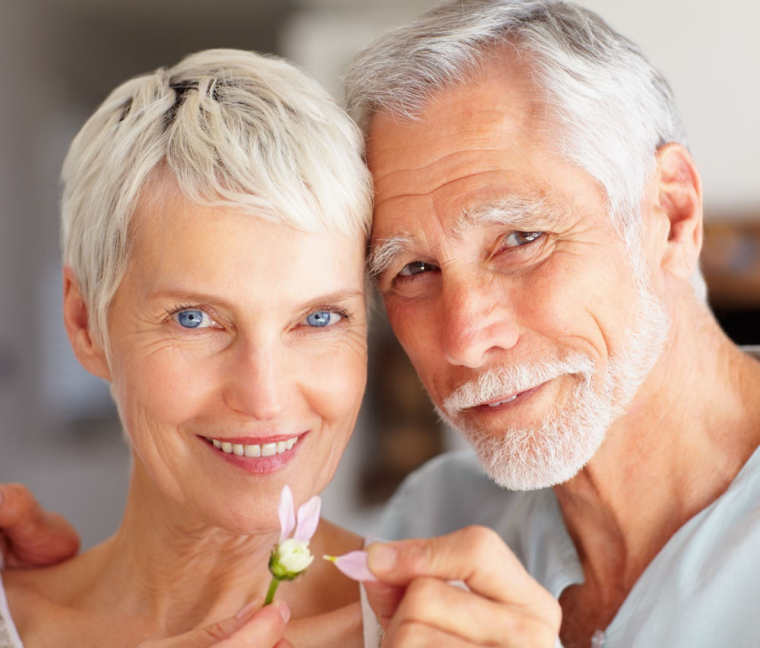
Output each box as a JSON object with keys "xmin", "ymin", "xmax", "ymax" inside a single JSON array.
[{"xmin": 74, "ymin": 461, "xmax": 283, "ymax": 634}]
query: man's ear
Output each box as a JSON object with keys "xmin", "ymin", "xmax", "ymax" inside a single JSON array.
[
  {"xmin": 653, "ymin": 143, "xmax": 704, "ymax": 280},
  {"xmin": 62, "ymin": 267, "xmax": 111, "ymax": 382}
]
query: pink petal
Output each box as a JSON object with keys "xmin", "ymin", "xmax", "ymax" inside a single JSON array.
[
  {"xmin": 330, "ymin": 551, "xmax": 377, "ymax": 582},
  {"xmin": 278, "ymin": 485, "xmax": 296, "ymax": 543},
  {"xmin": 294, "ymin": 495, "xmax": 321, "ymax": 542}
]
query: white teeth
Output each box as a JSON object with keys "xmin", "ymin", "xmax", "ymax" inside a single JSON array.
[
  {"xmin": 487, "ymin": 395, "xmax": 518, "ymax": 407},
  {"xmin": 209, "ymin": 437, "xmax": 298, "ymax": 457},
  {"xmin": 244, "ymin": 444, "xmax": 261, "ymax": 457}
]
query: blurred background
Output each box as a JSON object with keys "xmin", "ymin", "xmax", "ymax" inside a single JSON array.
[{"xmin": 0, "ymin": 0, "xmax": 758, "ymax": 550}]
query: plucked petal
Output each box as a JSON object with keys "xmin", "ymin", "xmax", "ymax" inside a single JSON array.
[
  {"xmin": 327, "ymin": 551, "xmax": 377, "ymax": 582},
  {"xmin": 294, "ymin": 495, "xmax": 321, "ymax": 542},
  {"xmin": 278, "ymin": 485, "xmax": 296, "ymax": 543}
]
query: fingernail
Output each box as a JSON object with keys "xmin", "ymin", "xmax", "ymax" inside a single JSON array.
[
  {"xmin": 368, "ymin": 544, "xmax": 397, "ymax": 573},
  {"xmin": 235, "ymin": 600, "xmax": 258, "ymax": 620},
  {"xmin": 276, "ymin": 600, "xmax": 291, "ymax": 623}
]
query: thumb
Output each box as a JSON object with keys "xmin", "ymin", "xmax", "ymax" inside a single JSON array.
[
  {"xmin": 0, "ymin": 483, "xmax": 80, "ymax": 567},
  {"xmin": 137, "ymin": 600, "xmax": 290, "ymax": 648}
]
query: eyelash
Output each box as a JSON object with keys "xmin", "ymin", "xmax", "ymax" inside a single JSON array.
[
  {"xmin": 300, "ymin": 306, "xmax": 351, "ymax": 329},
  {"xmin": 164, "ymin": 303, "xmax": 218, "ymax": 328},
  {"xmin": 391, "ymin": 231, "xmax": 545, "ymax": 285},
  {"xmin": 163, "ymin": 304, "xmax": 352, "ymax": 329}
]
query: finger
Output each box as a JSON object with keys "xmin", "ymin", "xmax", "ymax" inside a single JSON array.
[
  {"xmin": 367, "ymin": 526, "xmax": 548, "ymax": 606},
  {"xmin": 384, "ymin": 618, "xmax": 480, "ymax": 648},
  {"xmin": 136, "ymin": 601, "xmax": 290, "ymax": 648},
  {"xmin": 216, "ymin": 601, "xmax": 290, "ymax": 647},
  {"xmin": 0, "ymin": 484, "xmax": 80, "ymax": 566},
  {"xmin": 362, "ymin": 581, "xmax": 405, "ymax": 628},
  {"xmin": 387, "ymin": 576, "xmax": 556, "ymax": 647}
]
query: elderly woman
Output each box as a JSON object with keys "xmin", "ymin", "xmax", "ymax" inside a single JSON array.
[{"xmin": 1, "ymin": 49, "xmax": 375, "ymax": 646}]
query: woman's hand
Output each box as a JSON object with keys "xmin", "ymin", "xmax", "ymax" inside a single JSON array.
[
  {"xmin": 0, "ymin": 483, "xmax": 80, "ymax": 567},
  {"xmin": 363, "ymin": 526, "xmax": 561, "ymax": 647},
  {"xmin": 137, "ymin": 601, "xmax": 292, "ymax": 648}
]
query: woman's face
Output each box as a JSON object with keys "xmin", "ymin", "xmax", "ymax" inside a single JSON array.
[{"xmin": 102, "ymin": 185, "xmax": 368, "ymax": 533}]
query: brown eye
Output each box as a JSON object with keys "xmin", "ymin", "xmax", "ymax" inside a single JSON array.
[
  {"xmin": 502, "ymin": 231, "xmax": 544, "ymax": 248},
  {"xmin": 398, "ymin": 261, "xmax": 439, "ymax": 277}
]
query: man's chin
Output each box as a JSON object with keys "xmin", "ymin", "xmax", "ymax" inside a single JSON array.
[{"xmin": 464, "ymin": 421, "xmax": 607, "ymax": 491}]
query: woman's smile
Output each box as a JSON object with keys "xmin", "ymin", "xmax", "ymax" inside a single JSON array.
[{"xmin": 200, "ymin": 432, "xmax": 308, "ymax": 474}]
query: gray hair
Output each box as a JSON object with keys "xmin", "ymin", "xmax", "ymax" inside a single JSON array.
[
  {"xmin": 62, "ymin": 48, "xmax": 373, "ymax": 347},
  {"xmin": 346, "ymin": 0, "xmax": 706, "ymax": 299}
]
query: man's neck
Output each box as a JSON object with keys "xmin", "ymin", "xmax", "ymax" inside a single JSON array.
[{"xmin": 555, "ymin": 309, "xmax": 760, "ymax": 603}]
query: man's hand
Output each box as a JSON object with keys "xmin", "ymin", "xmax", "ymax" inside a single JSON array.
[
  {"xmin": 0, "ymin": 483, "xmax": 80, "ymax": 568},
  {"xmin": 137, "ymin": 601, "xmax": 292, "ymax": 648},
  {"xmin": 363, "ymin": 526, "xmax": 561, "ymax": 647}
]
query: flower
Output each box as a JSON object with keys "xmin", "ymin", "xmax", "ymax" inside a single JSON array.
[
  {"xmin": 324, "ymin": 550, "xmax": 377, "ymax": 582},
  {"xmin": 270, "ymin": 538, "xmax": 314, "ymax": 579},
  {"xmin": 265, "ymin": 485, "xmax": 321, "ymax": 604}
]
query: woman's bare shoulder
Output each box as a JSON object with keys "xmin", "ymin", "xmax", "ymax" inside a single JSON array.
[
  {"xmin": 3, "ymin": 564, "xmax": 72, "ymax": 643},
  {"xmin": 3, "ymin": 547, "xmax": 107, "ymax": 644}
]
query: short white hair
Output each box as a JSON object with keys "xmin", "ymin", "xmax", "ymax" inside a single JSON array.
[
  {"xmin": 62, "ymin": 48, "xmax": 373, "ymax": 347},
  {"xmin": 346, "ymin": 0, "xmax": 706, "ymax": 299}
]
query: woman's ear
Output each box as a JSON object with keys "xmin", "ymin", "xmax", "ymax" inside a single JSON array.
[
  {"xmin": 653, "ymin": 143, "xmax": 704, "ymax": 280},
  {"xmin": 62, "ymin": 267, "xmax": 111, "ymax": 381}
]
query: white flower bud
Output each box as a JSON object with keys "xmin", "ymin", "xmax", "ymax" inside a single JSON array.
[{"xmin": 269, "ymin": 538, "xmax": 314, "ymax": 580}]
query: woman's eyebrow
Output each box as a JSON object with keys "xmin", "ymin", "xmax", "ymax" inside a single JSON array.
[
  {"xmin": 298, "ymin": 290, "xmax": 365, "ymax": 308},
  {"xmin": 146, "ymin": 288, "xmax": 364, "ymax": 307}
]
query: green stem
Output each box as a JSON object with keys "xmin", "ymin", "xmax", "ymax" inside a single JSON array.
[{"xmin": 264, "ymin": 577, "xmax": 281, "ymax": 606}]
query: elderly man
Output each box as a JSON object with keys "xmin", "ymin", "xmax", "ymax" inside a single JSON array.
[
  {"xmin": 3, "ymin": 1, "xmax": 760, "ymax": 646},
  {"xmin": 344, "ymin": 0, "xmax": 760, "ymax": 645}
]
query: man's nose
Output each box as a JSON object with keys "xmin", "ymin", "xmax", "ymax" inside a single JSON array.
[
  {"xmin": 440, "ymin": 271, "xmax": 519, "ymax": 368},
  {"xmin": 223, "ymin": 340, "xmax": 284, "ymax": 420}
]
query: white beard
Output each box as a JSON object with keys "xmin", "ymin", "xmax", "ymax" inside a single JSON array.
[{"xmin": 438, "ymin": 274, "xmax": 669, "ymax": 491}]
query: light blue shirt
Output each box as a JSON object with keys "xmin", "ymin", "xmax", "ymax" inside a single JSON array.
[{"xmin": 377, "ymin": 438, "xmax": 760, "ymax": 646}]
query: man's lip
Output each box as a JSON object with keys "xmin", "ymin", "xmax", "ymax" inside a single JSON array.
[{"xmin": 468, "ymin": 382, "xmax": 547, "ymax": 411}]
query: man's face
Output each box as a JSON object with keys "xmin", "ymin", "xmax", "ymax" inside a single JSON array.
[{"xmin": 367, "ymin": 61, "xmax": 668, "ymax": 489}]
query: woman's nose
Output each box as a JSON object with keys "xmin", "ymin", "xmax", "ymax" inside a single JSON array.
[
  {"xmin": 222, "ymin": 341, "xmax": 284, "ymax": 420},
  {"xmin": 440, "ymin": 272, "xmax": 519, "ymax": 368}
]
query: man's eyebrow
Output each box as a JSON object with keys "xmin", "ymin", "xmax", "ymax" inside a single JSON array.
[
  {"xmin": 367, "ymin": 235, "xmax": 413, "ymax": 279},
  {"xmin": 367, "ymin": 197, "xmax": 561, "ymax": 279},
  {"xmin": 455, "ymin": 196, "xmax": 559, "ymax": 235}
]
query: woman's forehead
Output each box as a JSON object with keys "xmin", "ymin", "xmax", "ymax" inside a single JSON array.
[{"xmin": 124, "ymin": 191, "xmax": 366, "ymax": 304}]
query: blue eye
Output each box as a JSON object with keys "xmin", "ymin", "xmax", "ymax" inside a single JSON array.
[
  {"xmin": 305, "ymin": 310, "xmax": 342, "ymax": 328},
  {"xmin": 176, "ymin": 309, "xmax": 210, "ymax": 329}
]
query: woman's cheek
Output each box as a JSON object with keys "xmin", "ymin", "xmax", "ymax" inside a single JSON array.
[{"xmin": 113, "ymin": 346, "xmax": 217, "ymax": 432}]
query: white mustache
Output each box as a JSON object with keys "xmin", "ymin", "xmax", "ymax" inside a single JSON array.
[{"xmin": 442, "ymin": 352, "xmax": 596, "ymax": 415}]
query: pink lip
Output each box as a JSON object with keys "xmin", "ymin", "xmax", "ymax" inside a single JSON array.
[
  {"xmin": 199, "ymin": 434, "xmax": 301, "ymax": 444},
  {"xmin": 199, "ymin": 433, "xmax": 307, "ymax": 475},
  {"xmin": 472, "ymin": 383, "xmax": 545, "ymax": 412}
]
